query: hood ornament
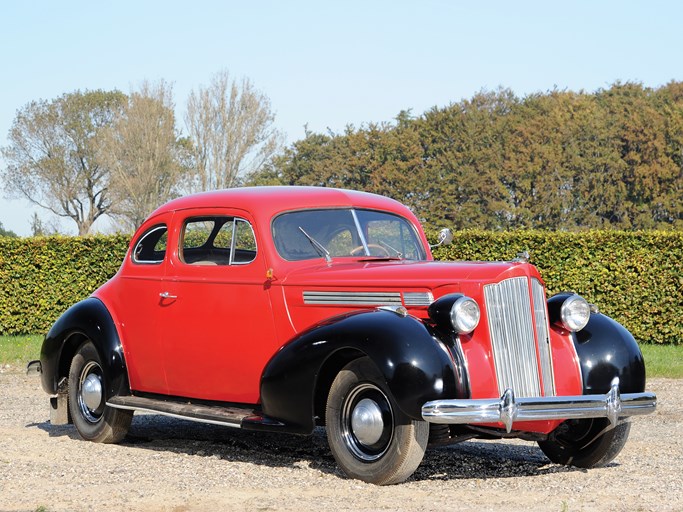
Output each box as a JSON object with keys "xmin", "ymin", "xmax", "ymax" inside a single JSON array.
[{"xmin": 513, "ymin": 250, "xmax": 530, "ymax": 263}]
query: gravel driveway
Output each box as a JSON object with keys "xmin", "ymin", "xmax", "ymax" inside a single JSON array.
[{"xmin": 0, "ymin": 366, "xmax": 680, "ymax": 512}]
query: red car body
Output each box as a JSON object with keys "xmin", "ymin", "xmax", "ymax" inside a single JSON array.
[{"xmin": 37, "ymin": 186, "xmax": 656, "ymax": 484}]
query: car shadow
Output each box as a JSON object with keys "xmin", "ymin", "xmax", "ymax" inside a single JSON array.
[{"xmin": 29, "ymin": 413, "xmax": 608, "ymax": 482}]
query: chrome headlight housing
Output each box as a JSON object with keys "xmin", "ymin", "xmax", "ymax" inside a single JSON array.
[
  {"xmin": 450, "ymin": 296, "xmax": 481, "ymax": 334},
  {"xmin": 559, "ymin": 294, "xmax": 591, "ymax": 332},
  {"xmin": 428, "ymin": 293, "xmax": 480, "ymax": 334}
]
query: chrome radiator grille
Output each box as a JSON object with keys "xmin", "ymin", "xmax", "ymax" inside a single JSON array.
[{"xmin": 484, "ymin": 277, "xmax": 555, "ymax": 398}]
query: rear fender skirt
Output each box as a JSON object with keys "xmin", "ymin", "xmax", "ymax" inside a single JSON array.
[
  {"xmin": 41, "ymin": 297, "xmax": 130, "ymax": 400},
  {"xmin": 572, "ymin": 312, "xmax": 646, "ymax": 394},
  {"xmin": 259, "ymin": 309, "xmax": 466, "ymax": 434}
]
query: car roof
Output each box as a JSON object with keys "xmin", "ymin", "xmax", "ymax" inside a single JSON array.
[{"xmin": 146, "ymin": 186, "xmax": 412, "ymax": 221}]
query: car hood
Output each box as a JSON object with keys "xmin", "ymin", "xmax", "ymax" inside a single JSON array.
[{"xmin": 278, "ymin": 258, "xmax": 543, "ymax": 293}]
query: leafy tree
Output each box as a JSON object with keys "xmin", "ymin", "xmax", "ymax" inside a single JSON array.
[
  {"xmin": 0, "ymin": 221, "xmax": 17, "ymax": 237},
  {"xmin": 98, "ymin": 80, "xmax": 189, "ymax": 231},
  {"xmin": 255, "ymin": 82, "xmax": 683, "ymax": 231},
  {"xmin": 184, "ymin": 70, "xmax": 283, "ymax": 191},
  {"xmin": 1, "ymin": 90, "xmax": 126, "ymax": 235},
  {"xmin": 30, "ymin": 212, "xmax": 60, "ymax": 236}
]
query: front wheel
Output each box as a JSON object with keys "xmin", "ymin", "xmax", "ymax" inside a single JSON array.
[
  {"xmin": 538, "ymin": 418, "xmax": 631, "ymax": 468},
  {"xmin": 325, "ymin": 357, "xmax": 429, "ymax": 485},
  {"xmin": 68, "ymin": 341, "xmax": 132, "ymax": 443}
]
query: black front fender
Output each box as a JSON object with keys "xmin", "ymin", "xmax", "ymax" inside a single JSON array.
[
  {"xmin": 259, "ymin": 309, "xmax": 467, "ymax": 434},
  {"xmin": 41, "ymin": 297, "xmax": 129, "ymax": 400},
  {"xmin": 573, "ymin": 312, "xmax": 646, "ymax": 394}
]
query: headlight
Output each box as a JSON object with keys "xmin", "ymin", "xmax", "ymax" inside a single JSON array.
[
  {"xmin": 560, "ymin": 294, "xmax": 591, "ymax": 332},
  {"xmin": 450, "ymin": 296, "xmax": 480, "ymax": 334}
]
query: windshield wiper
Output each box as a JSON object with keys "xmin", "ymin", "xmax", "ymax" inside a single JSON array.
[
  {"xmin": 379, "ymin": 240, "xmax": 403, "ymax": 259},
  {"xmin": 299, "ymin": 227, "xmax": 332, "ymax": 263}
]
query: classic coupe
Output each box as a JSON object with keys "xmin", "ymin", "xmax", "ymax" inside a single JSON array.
[{"xmin": 33, "ymin": 187, "xmax": 656, "ymax": 484}]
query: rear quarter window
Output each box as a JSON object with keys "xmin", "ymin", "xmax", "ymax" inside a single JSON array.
[{"xmin": 132, "ymin": 225, "xmax": 168, "ymax": 264}]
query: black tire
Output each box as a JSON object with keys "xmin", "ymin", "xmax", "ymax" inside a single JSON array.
[
  {"xmin": 325, "ymin": 357, "xmax": 429, "ymax": 485},
  {"xmin": 68, "ymin": 341, "xmax": 132, "ymax": 443},
  {"xmin": 538, "ymin": 418, "xmax": 631, "ymax": 468}
]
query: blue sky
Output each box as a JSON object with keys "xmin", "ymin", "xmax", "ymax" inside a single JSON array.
[{"xmin": 1, "ymin": 0, "xmax": 682, "ymax": 235}]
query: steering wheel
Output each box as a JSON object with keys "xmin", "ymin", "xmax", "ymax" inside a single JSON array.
[{"xmin": 350, "ymin": 244, "xmax": 391, "ymax": 257}]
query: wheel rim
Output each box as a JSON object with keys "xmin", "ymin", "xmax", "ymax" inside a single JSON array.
[
  {"xmin": 78, "ymin": 361, "xmax": 104, "ymax": 424},
  {"xmin": 341, "ymin": 383, "xmax": 394, "ymax": 462},
  {"xmin": 558, "ymin": 419, "xmax": 597, "ymax": 445}
]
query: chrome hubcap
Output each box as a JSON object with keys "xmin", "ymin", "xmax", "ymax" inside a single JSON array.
[
  {"xmin": 351, "ymin": 398, "xmax": 384, "ymax": 446},
  {"xmin": 78, "ymin": 361, "xmax": 104, "ymax": 423},
  {"xmin": 341, "ymin": 383, "xmax": 394, "ymax": 461},
  {"xmin": 82, "ymin": 373, "xmax": 103, "ymax": 412}
]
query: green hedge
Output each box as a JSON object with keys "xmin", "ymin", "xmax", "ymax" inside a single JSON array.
[
  {"xmin": 0, "ymin": 236, "xmax": 129, "ymax": 335},
  {"xmin": 1, "ymin": 231, "xmax": 681, "ymax": 344},
  {"xmin": 431, "ymin": 230, "xmax": 683, "ymax": 345}
]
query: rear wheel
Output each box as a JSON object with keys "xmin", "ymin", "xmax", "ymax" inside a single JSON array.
[
  {"xmin": 538, "ymin": 418, "xmax": 631, "ymax": 468},
  {"xmin": 325, "ymin": 357, "xmax": 428, "ymax": 485},
  {"xmin": 68, "ymin": 341, "xmax": 132, "ymax": 443}
]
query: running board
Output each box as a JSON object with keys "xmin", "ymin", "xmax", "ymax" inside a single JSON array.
[{"xmin": 107, "ymin": 395, "xmax": 256, "ymax": 429}]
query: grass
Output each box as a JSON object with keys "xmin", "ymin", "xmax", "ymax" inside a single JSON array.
[
  {"xmin": 639, "ymin": 343, "xmax": 683, "ymax": 379},
  {"xmin": 1, "ymin": 334, "xmax": 681, "ymax": 378},
  {"xmin": 0, "ymin": 334, "xmax": 42, "ymax": 365}
]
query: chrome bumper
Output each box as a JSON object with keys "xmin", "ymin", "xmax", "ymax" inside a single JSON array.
[{"xmin": 421, "ymin": 382, "xmax": 657, "ymax": 433}]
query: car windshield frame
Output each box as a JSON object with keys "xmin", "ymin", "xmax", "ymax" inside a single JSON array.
[{"xmin": 271, "ymin": 207, "xmax": 427, "ymax": 262}]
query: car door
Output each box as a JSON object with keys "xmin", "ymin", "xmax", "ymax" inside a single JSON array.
[
  {"xmin": 110, "ymin": 214, "xmax": 172, "ymax": 394},
  {"xmin": 159, "ymin": 208, "xmax": 278, "ymax": 403}
]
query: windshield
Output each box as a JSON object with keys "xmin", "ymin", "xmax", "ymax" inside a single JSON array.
[{"xmin": 272, "ymin": 208, "xmax": 427, "ymax": 261}]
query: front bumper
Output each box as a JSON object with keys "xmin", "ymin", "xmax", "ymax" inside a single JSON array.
[{"xmin": 421, "ymin": 382, "xmax": 657, "ymax": 433}]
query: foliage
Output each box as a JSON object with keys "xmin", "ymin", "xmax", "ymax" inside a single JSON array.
[
  {"xmin": 0, "ymin": 222, "xmax": 17, "ymax": 237},
  {"xmin": 639, "ymin": 344, "xmax": 683, "ymax": 379},
  {"xmin": 0, "ymin": 334, "xmax": 42, "ymax": 364},
  {"xmin": 1, "ymin": 90, "xmax": 127, "ymax": 235},
  {"xmin": 0, "ymin": 235, "xmax": 129, "ymax": 335},
  {"xmin": 253, "ymin": 82, "xmax": 683, "ymax": 230},
  {"xmin": 2, "ymin": 86, "xmax": 193, "ymax": 235},
  {"xmin": 1, "ymin": 232, "xmax": 681, "ymax": 345},
  {"xmin": 431, "ymin": 229, "xmax": 683, "ymax": 345},
  {"xmin": 98, "ymin": 80, "xmax": 190, "ymax": 231},
  {"xmin": 184, "ymin": 70, "xmax": 283, "ymax": 191}
]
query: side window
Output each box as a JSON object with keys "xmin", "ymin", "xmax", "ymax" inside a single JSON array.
[
  {"xmin": 133, "ymin": 225, "xmax": 168, "ymax": 264},
  {"xmin": 180, "ymin": 216, "xmax": 256, "ymax": 266},
  {"xmin": 232, "ymin": 219, "xmax": 257, "ymax": 264},
  {"xmin": 183, "ymin": 220, "xmax": 215, "ymax": 250}
]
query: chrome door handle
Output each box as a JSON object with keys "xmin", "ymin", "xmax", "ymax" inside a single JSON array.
[{"xmin": 159, "ymin": 291, "xmax": 177, "ymax": 299}]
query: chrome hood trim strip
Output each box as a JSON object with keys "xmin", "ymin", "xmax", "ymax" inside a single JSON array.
[
  {"xmin": 302, "ymin": 290, "xmax": 433, "ymax": 306},
  {"xmin": 303, "ymin": 291, "xmax": 402, "ymax": 306}
]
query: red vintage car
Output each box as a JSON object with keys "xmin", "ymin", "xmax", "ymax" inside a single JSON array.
[{"xmin": 34, "ymin": 187, "xmax": 656, "ymax": 484}]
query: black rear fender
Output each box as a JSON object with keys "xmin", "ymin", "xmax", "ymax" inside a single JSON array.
[{"xmin": 41, "ymin": 297, "xmax": 130, "ymax": 399}]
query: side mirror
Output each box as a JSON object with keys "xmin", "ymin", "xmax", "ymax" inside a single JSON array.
[{"xmin": 430, "ymin": 228, "xmax": 453, "ymax": 249}]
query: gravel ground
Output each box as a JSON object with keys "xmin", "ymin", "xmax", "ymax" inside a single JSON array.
[{"xmin": 0, "ymin": 366, "xmax": 680, "ymax": 512}]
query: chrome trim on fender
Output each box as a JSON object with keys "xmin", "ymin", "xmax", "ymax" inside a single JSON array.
[
  {"xmin": 377, "ymin": 305, "xmax": 408, "ymax": 317},
  {"xmin": 403, "ymin": 291, "xmax": 434, "ymax": 306},
  {"xmin": 421, "ymin": 382, "xmax": 657, "ymax": 433},
  {"xmin": 303, "ymin": 291, "xmax": 402, "ymax": 305}
]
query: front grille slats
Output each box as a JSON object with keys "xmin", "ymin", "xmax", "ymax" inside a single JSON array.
[
  {"xmin": 532, "ymin": 278, "xmax": 556, "ymax": 396},
  {"xmin": 484, "ymin": 276, "xmax": 555, "ymax": 398}
]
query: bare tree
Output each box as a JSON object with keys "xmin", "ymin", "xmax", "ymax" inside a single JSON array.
[
  {"xmin": 99, "ymin": 80, "xmax": 188, "ymax": 231},
  {"xmin": 1, "ymin": 90, "xmax": 126, "ymax": 235},
  {"xmin": 184, "ymin": 70, "xmax": 283, "ymax": 191}
]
